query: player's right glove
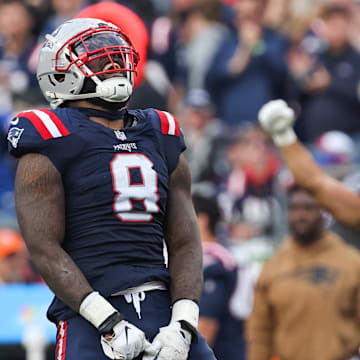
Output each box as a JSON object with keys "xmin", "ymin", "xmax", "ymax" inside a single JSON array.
[
  {"xmin": 79, "ymin": 291, "xmax": 153, "ymax": 360},
  {"xmin": 258, "ymin": 99, "xmax": 297, "ymax": 146}
]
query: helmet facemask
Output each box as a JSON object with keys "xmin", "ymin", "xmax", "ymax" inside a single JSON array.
[{"xmin": 38, "ymin": 20, "xmax": 140, "ymax": 108}]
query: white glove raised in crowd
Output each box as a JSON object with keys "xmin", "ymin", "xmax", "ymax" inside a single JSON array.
[
  {"xmin": 258, "ymin": 99, "xmax": 297, "ymax": 146},
  {"xmin": 143, "ymin": 299, "xmax": 199, "ymax": 360},
  {"xmin": 79, "ymin": 291, "xmax": 154, "ymax": 360}
]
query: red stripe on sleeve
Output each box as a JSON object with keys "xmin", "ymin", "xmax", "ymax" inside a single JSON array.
[
  {"xmin": 18, "ymin": 111, "xmax": 53, "ymax": 140},
  {"xmin": 169, "ymin": 113, "xmax": 180, "ymax": 136},
  {"xmin": 154, "ymin": 109, "xmax": 169, "ymax": 135},
  {"xmin": 40, "ymin": 109, "xmax": 70, "ymax": 136}
]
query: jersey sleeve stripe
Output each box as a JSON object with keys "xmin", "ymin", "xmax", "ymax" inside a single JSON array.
[
  {"xmin": 18, "ymin": 111, "xmax": 53, "ymax": 140},
  {"xmin": 32, "ymin": 110, "xmax": 63, "ymax": 138},
  {"xmin": 165, "ymin": 111, "xmax": 175, "ymax": 135},
  {"xmin": 154, "ymin": 109, "xmax": 180, "ymax": 136},
  {"xmin": 155, "ymin": 109, "xmax": 169, "ymax": 135},
  {"xmin": 40, "ymin": 109, "xmax": 70, "ymax": 136},
  {"xmin": 19, "ymin": 110, "xmax": 70, "ymax": 140}
]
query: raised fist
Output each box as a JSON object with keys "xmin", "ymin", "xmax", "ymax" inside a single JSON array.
[{"xmin": 258, "ymin": 100, "xmax": 297, "ymax": 146}]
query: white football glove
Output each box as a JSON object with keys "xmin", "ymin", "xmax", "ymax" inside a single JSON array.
[
  {"xmin": 143, "ymin": 321, "xmax": 191, "ymax": 360},
  {"xmin": 101, "ymin": 320, "xmax": 152, "ymax": 360},
  {"xmin": 258, "ymin": 99, "xmax": 297, "ymax": 146},
  {"xmin": 143, "ymin": 299, "xmax": 199, "ymax": 360},
  {"xmin": 79, "ymin": 291, "xmax": 153, "ymax": 360}
]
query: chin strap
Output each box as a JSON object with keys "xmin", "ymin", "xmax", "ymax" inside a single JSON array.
[{"xmin": 47, "ymin": 77, "xmax": 133, "ymax": 109}]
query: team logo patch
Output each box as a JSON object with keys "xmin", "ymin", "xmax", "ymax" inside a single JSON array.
[
  {"xmin": 7, "ymin": 127, "xmax": 24, "ymax": 148},
  {"xmin": 114, "ymin": 130, "xmax": 127, "ymax": 141}
]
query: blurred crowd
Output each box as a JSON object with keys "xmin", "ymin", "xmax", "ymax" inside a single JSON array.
[{"xmin": 2, "ymin": 0, "xmax": 360, "ymax": 359}]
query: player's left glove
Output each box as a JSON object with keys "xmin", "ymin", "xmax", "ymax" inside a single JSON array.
[{"xmin": 143, "ymin": 299, "xmax": 199, "ymax": 360}]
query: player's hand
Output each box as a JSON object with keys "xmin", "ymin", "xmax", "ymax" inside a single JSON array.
[
  {"xmin": 142, "ymin": 321, "xmax": 191, "ymax": 360},
  {"xmin": 258, "ymin": 99, "xmax": 297, "ymax": 146},
  {"xmin": 79, "ymin": 291, "xmax": 154, "ymax": 360},
  {"xmin": 101, "ymin": 320, "xmax": 152, "ymax": 360}
]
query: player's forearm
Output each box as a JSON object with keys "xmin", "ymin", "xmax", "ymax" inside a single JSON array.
[
  {"xmin": 167, "ymin": 222, "xmax": 203, "ymax": 303},
  {"xmin": 280, "ymin": 141, "xmax": 360, "ymax": 228},
  {"xmin": 28, "ymin": 245, "xmax": 93, "ymax": 311},
  {"xmin": 280, "ymin": 140, "xmax": 325, "ymax": 192}
]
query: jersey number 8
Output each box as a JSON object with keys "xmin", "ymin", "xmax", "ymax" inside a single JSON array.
[{"xmin": 110, "ymin": 153, "xmax": 160, "ymax": 222}]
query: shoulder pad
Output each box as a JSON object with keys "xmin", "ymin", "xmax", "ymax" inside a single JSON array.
[
  {"xmin": 153, "ymin": 109, "xmax": 180, "ymax": 136},
  {"xmin": 8, "ymin": 108, "xmax": 71, "ymax": 157},
  {"xmin": 15, "ymin": 108, "xmax": 71, "ymax": 140}
]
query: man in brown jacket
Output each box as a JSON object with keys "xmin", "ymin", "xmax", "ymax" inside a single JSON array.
[{"xmin": 247, "ymin": 185, "xmax": 360, "ymax": 360}]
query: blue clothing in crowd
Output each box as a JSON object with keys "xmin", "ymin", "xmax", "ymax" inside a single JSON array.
[
  {"xmin": 200, "ymin": 242, "xmax": 246, "ymax": 360},
  {"xmin": 206, "ymin": 27, "xmax": 289, "ymax": 127}
]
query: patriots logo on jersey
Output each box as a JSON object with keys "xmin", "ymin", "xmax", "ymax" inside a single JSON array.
[
  {"xmin": 114, "ymin": 130, "xmax": 127, "ymax": 141},
  {"xmin": 7, "ymin": 127, "xmax": 24, "ymax": 148}
]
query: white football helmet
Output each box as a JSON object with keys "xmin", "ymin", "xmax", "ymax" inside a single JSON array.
[{"xmin": 37, "ymin": 18, "xmax": 139, "ymax": 108}]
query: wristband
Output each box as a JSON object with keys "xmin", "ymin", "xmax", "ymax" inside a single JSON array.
[
  {"xmin": 171, "ymin": 299, "xmax": 199, "ymax": 330},
  {"xmin": 179, "ymin": 320, "xmax": 199, "ymax": 343},
  {"xmin": 79, "ymin": 291, "xmax": 119, "ymax": 329},
  {"xmin": 98, "ymin": 311, "xmax": 124, "ymax": 335},
  {"xmin": 273, "ymin": 128, "xmax": 297, "ymax": 147}
]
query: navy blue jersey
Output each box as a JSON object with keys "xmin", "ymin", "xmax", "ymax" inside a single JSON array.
[
  {"xmin": 200, "ymin": 242, "xmax": 246, "ymax": 360},
  {"xmin": 8, "ymin": 107, "xmax": 185, "ymax": 322}
]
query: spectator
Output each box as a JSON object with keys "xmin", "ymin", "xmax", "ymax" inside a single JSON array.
[
  {"xmin": 179, "ymin": 88, "xmax": 226, "ymax": 187},
  {"xmin": 288, "ymin": 3, "xmax": 360, "ymax": 141},
  {"xmin": 39, "ymin": 0, "xmax": 90, "ymax": 38},
  {"xmin": 150, "ymin": 0, "xmax": 230, "ymax": 112},
  {"xmin": 0, "ymin": 228, "xmax": 40, "ymax": 283},
  {"xmin": 193, "ymin": 193, "xmax": 247, "ymax": 360},
  {"xmin": 174, "ymin": 0, "xmax": 229, "ymax": 91},
  {"xmin": 205, "ymin": 0, "xmax": 289, "ymax": 128},
  {"xmin": 247, "ymin": 185, "xmax": 360, "ymax": 360},
  {"xmin": 218, "ymin": 124, "xmax": 282, "ymax": 230},
  {"xmin": 0, "ymin": 0, "xmax": 41, "ymax": 113}
]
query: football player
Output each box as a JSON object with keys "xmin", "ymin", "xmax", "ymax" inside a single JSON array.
[
  {"xmin": 8, "ymin": 18, "xmax": 216, "ymax": 360},
  {"xmin": 193, "ymin": 193, "xmax": 247, "ymax": 360},
  {"xmin": 258, "ymin": 99, "xmax": 360, "ymax": 230}
]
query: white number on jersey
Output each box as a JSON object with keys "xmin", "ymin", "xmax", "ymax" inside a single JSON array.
[{"xmin": 110, "ymin": 153, "xmax": 160, "ymax": 222}]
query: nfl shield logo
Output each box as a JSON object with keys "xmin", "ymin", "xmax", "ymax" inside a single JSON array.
[
  {"xmin": 114, "ymin": 130, "xmax": 127, "ymax": 141},
  {"xmin": 7, "ymin": 127, "xmax": 24, "ymax": 148}
]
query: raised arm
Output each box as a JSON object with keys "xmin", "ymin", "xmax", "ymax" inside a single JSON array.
[
  {"xmin": 258, "ymin": 100, "xmax": 360, "ymax": 230},
  {"xmin": 15, "ymin": 153, "xmax": 152, "ymax": 360}
]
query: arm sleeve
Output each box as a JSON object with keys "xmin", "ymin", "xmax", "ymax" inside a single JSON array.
[{"xmin": 246, "ymin": 269, "xmax": 273, "ymax": 360}]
